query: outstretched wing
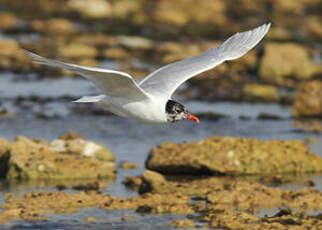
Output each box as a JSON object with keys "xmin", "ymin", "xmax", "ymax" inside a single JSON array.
[
  {"xmin": 24, "ymin": 51, "xmax": 150, "ymax": 100},
  {"xmin": 139, "ymin": 23, "xmax": 271, "ymax": 100}
]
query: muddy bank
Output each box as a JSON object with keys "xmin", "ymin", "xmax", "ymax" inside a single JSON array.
[
  {"xmin": 146, "ymin": 136, "xmax": 322, "ymax": 175},
  {"xmin": 0, "ymin": 133, "xmax": 115, "ymax": 180}
]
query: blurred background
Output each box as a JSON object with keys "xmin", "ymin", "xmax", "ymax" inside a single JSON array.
[
  {"xmin": 0, "ymin": 0, "xmax": 321, "ymax": 117},
  {"xmin": 0, "ymin": 0, "xmax": 321, "ymax": 229}
]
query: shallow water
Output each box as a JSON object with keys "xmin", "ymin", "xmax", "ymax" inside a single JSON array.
[
  {"xmin": 0, "ymin": 76, "xmax": 321, "ymax": 229},
  {"xmin": 1, "ymin": 209, "xmax": 187, "ymax": 230}
]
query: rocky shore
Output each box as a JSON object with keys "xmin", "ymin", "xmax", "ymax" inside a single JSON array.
[
  {"xmin": 0, "ymin": 134, "xmax": 321, "ymax": 229},
  {"xmin": 0, "ymin": 0, "xmax": 321, "ymax": 229},
  {"xmin": 1, "ymin": 170, "xmax": 321, "ymax": 229}
]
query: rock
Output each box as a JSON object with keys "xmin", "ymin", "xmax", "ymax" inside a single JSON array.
[
  {"xmin": 104, "ymin": 192, "xmax": 193, "ymax": 215},
  {"xmin": 117, "ymin": 36, "xmax": 154, "ymax": 50},
  {"xmin": 208, "ymin": 210, "xmax": 260, "ymax": 229},
  {"xmin": 272, "ymin": 0, "xmax": 305, "ymax": 14},
  {"xmin": 306, "ymin": 15, "xmax": 322, "ymax": 38},
  {"xmin": 292, "ymin": 80, "xmax": 322, "ymax": 118},
  {"xmin": 0, "ymin": 191, "xmax": 111, "ymax": 222},
  {"xmin": 0, "ymin": 138, "xmax": 11, "ymax": 156},
  {"xmin": 0, "ymin": 39, "xmax": 30, "ymax": 71},
  {"xmin": 110, "ymin": 0, "xmax": 143, "ymax": 20},
  {"xmin": 85, "ymin": 216, "xmax": 96, "ymax": 222},
  {"xmin": 118, "ymin": 161, "xmax": 139, "ymax": 169},
  {"xmin": 267, "ymin": 27, "xmax": 293, "ymax": 41},
  {"xmin": 146, "ymin": 136, "xmax": 322, "ymax": 175},
  {"xmin": 123, "ymin": 176, "xmax": 142, "ymax": 190},
  {"xmin": 0, "ymin": 12, "xmax": 16, "ymax": 30},
  {"xmin": 259, "ymin": 43, "xmax": 321, "ymax": 85},
  {"xmin": 242, "ymin": 83, "xmax": 278, "ymax": 102},
  {"xmin": 58, "ymin": 43, "xmax": 98, "ymax": 60},
  {"xmin": 170, "ymin": 219, "xmax": 195, "ymax": 227},
  {"xmin": 50, "ymin": 137, "xmax": 114, "ymax": 161},
  {"xmin": 74, "ymin": 34, "xmax": 117, "ymax": 47},
  {"xmin": 139, "ymin": 170, "xmax": 167, "ymax": 194},
  {"xmin": 142, "ymin": 170, "xmax": 166, "ymax": 185},
  {"xmin": 0, "ymin": 135, "xmax": 115, "ymax": 180},
  {"xmin": 59, "ymin": 132, "xmax": 85, "ymax": 141},
  {"xmin": 67, "ymin": 0, "xmax": 111, "ymax": 18},
  {"xmin": 103, "ymin": 47, "xmax": 130, "ymax": 59},
  {"xmin": 31, "ymin": 18, "xmax": 75, "ymax": 35},
  {"xmin": 72, "ymin": 181, "xmax": 106, "ymax": 191},
  {"xmin": 0, "ymin": 177, "xmax": 321, "ymax": 227},
  {"xmin": 76, "ymin": 58, "xmax": 99, "ymax": 67},
  {"xmin": 0, "ymin": 138, "xmax": 11, "ymax": 179},
  {"xmin": 152, "ymin": 0, "xmax": 226, "ymax": 34},
  {"xmin": 256, "ymin": 113, "xmax": 284, "ymax": 120},
  {"xmin": 155, "ymin": 41, "xmax": 203, "ymax": 64}
]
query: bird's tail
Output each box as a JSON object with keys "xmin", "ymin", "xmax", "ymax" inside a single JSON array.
[{"xmin": 73, "ymin": 95, "xmax": 106, "ymax": 103}]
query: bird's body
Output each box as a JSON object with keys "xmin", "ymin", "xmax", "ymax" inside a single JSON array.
[
  {"xmin": 97, "ymin": 95, "xmax": 168, "ymax": 123},
  {"xmin": 24, "ymin": 23, "xmax": 271, "ymax": 124}
]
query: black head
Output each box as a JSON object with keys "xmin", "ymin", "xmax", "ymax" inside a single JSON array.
[{"xmin": 165, "ymin": 100, "xmax": 200, "ymax": 123}]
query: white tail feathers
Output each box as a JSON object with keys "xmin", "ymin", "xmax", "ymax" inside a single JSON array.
[{"xmin": 73, "ymin": 95, "xmax": 105, "ymax": 103}]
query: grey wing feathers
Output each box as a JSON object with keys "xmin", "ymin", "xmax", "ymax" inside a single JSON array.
[
  {"xmin": 139, "ymin": 23, "xmax": 271, "ymax": 99},
  {"xmin": 23, "ymin": 51, "xmax": 149, "ymax": 100}
]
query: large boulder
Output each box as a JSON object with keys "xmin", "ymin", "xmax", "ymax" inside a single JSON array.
[
  {"xmin": 292, "ymin": 80, "xmax": 322, "ymax": 118},
  {"xmin": 58, "ymin": 43, "xmax": 98, "ymax": 60},
  {"xmin": 0, "ymin": 39, "xmax": 30, "ymax": 71},
  {"xmin": 117, "ymin": 36, "xmax": 154, "ymax": 50},
  {"xmin": 146, "ymin": 136, "xmax": 322, "ymax": 175},
  {"xmin": 31, "ymin": 18, "xmax": 76, "ymax": 35},
  {"xmin": 0, "ymin": 12, "xmax": 16, "ymax": 30},
  {"xmin": 67, "ymin": 0, "xmax": 111, "ymax": 18},
  {"xmin": 242, "ymin": 83, "xmax": 278, "ymax": 102},
  {"xmin": 152, "ymin": 0, "xmax": 226, "ymax": 32},
  {"xmin": 0, "ymin": 134, "xmax": 115, "ymax": 180},
  {"xmin": 259, "ymin": 43, "xmax": 321, "ymax": 85}
]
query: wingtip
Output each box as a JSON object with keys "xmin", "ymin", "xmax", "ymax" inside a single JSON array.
[
  {"xmin": 21, "ymin": 49, "xmax": 41, "ymax": 60},
  {"xmin": 263, "ymin": 22, "xmax": 271, "ymax": 33},
  {"xmin": 256, "ymin": 22, "xmax": 271, "ymax": 37},
  {"xmin": 21, "ymin": 49, "xmax": 51, "ymax": 66},
  {"xmin": 21, "ymin": 49, "xmax": 34, "ymax": 57}
]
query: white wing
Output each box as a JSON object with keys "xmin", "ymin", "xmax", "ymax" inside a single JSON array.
[
  {"xmin": 24, "ymin": 51, "xmax": 150, "ymax": 100},
  {"xmin": 139, "ymin": 23, "xmax": 271, "ymax": 100}
]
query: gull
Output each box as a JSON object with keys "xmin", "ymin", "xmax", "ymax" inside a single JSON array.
[{"xmin": 24, "ymin": 23, "xmax": 270, "ymax": 124}]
